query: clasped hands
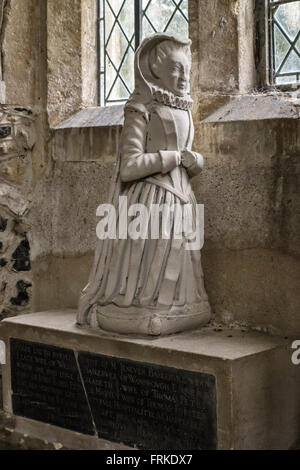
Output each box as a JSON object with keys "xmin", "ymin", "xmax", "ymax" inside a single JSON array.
[{"xmin": 180, "ymin": 149, "xmax": 204, "ymax": 171}]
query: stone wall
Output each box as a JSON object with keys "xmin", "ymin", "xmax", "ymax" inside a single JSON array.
[
  {"xmin": 31, "ymin": 125, "xmax": 120, "ymax": 311},
  {"xmin": 196, "ymin": 118, "xmax": 300, "ymax": 335},
  {"xmin": 0, "ymin": 0, "xmax": 48, "ymax": 323},
  {"xmin": 0, "ymin": 106, "xmax": 36, "ymax": 320},
  {"xmin": 47, "ymin": 0, "xmax": 97, "ymax": 127}
]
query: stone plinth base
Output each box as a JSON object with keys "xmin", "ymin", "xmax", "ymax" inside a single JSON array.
[
  {"xmin": 89, "ymin": 301, "xmax": 211, "ymax": 336},
  {"xmin": 0, "ymin": 310, "xmax": 299, "ymax": 450}
]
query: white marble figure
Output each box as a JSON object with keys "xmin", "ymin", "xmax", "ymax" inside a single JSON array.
[{"xmin": 77, "ymin": 33, "xmax": 211, "ymax": 336}]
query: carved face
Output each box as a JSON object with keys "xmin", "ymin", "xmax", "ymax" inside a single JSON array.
[{"xmin": 155, "ymin": 49, "xmax": 191, "ymax": 97}]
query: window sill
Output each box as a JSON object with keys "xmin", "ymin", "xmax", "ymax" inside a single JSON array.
[
  {"xmin": 202, "ymin": 93, "xmax": 300, "ymax": 124},
  {"xmin": 54, "ymin": 105, "xmax": 125, "ymax": 130},
  {"xmin": 53, "ymin": 93, "xmax": 300, "ymax": 130}
]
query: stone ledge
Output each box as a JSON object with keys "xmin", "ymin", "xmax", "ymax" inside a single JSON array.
[
  {"xmin": 54, "ymin": 105, "xmax": 124, "ymax": 130},
  {"xmin": 202, "ymin": 94, "xmax": 300, "ymax": 123},
  {"xmin": 53, "ymin": 94, "xmax": 300, "ymax": 130},
  {"xmin": 0, "ymin": 309, "xmax": 287, "ymax": 362}
]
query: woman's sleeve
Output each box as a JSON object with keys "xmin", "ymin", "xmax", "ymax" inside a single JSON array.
[{"xmin": 120, "ymin": 108, "xmax": 181, "ymax": 183}]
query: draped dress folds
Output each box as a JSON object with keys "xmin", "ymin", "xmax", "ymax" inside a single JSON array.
[{"xmin": 77, "ymin": 98, "xmax": 211, "ymax": 333}]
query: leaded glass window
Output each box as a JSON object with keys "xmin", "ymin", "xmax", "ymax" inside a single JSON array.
[
  {"xmin": 97, "ymin": 0, "xmax": 189, "ymax": 106},
  {"xmin": 268, "ymin": 0, "xmax": 300, "ymax": 85}
]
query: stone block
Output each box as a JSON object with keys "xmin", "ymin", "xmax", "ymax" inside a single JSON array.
[{"xmin": 0, "ymin": 310, "xmax": 299, "ymax": 450}]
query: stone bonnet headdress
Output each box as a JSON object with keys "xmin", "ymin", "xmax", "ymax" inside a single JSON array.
[{"xmin": 126, "ymin": 32, "xmax": 193, "ymax": 111}]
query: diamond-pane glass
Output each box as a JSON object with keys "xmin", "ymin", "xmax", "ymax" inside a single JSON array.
[
  {"xmin": 274, "ymin": 2, "xmax": 300, "ymax": 40},
  {"xmin": 274, "ymin": 23, "xmax": 290, "ymax": 69},
  {"xmin": 98, "ymin": 0, "xmax": 189, "ymax": 105},
  {"xmin": 109, "ymin": 0, "xmax": 126, "ymax": 15},
  {"xmin": 142, "ymin": 0, "xmax": 188, "ymax": 38},
  {"xmin": 269, "ymin": 0, "xmax": 300, "ymax": 85},
  {"xmin": 100, "ymin": 0, "xmax": 135, "ymax": 104}
]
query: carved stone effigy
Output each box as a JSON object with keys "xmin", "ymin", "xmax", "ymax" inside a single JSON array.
[{"xmin": 77, "ymin": 33, "xmax": 211, "ymax": 336}]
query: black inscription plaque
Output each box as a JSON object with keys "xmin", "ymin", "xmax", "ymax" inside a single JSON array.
[
  {"xmin": 10, "ymin": 339, "xmax": 217, "ymax": 449},
  {"xmin": 78, "ymin": 352, "xmax": 217, "ymax": 450},
  {"xmin": 10, "ymin": 339, "xmax": 94, "ymax": 435}
]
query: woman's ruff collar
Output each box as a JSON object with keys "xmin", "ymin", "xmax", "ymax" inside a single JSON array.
[{"xmin": 151, "ymin": 85, "xmax": 193, "ymax": 111}]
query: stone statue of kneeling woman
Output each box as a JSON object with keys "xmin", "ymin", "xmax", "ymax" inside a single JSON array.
[{"xmin": 77, "ymin": 33, "xmax": 211, "ymax": 336}]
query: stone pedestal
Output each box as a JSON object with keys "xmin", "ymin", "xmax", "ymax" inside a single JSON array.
[{"xmin": 0, "ymin": 310, "xmax": 299, "ymax": 450}]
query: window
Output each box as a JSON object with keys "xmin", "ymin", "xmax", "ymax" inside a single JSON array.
[
  {"xmin": 268, "ymin": 0, "xmax": 300, "ymax": 86},
  {"xmin": 97, "ymin": 0, "xmax": 189, "ymax": 106}
]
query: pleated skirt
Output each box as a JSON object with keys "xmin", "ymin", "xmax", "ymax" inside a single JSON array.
[{"xmin": 81, "ymin": 181, "xmax": 209, "ymax": 317}]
